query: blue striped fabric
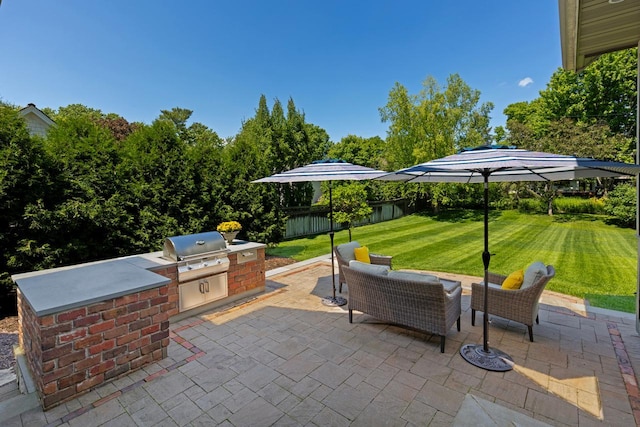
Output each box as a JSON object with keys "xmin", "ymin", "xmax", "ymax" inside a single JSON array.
[{"xmin": 378, "ymin": 146, "xmax": 640, "ymax": 183}]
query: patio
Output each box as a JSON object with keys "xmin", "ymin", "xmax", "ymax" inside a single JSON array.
[{"xmin": 2, "ymin": 256, "xmax": 640, "ymax": 426}]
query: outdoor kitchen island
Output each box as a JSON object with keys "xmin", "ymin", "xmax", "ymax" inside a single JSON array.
[{"xmin": 12, "ymin": 238, "xmax": 266, "ymax": 410}]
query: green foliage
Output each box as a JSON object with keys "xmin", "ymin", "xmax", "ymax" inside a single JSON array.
[
  {"xmin": 318, "ymin": 183, "xmax": 373, "ymax": 241},
  {"xmin": 228, "ymin": 95, "xmax": 331, "ymax": 242},
  {"xmin": 603, "ymin": 183, "xmax": 637, "ymax": 228},
  {"xmin": 553, "ymin": 197, "xmax": 605, "ymax": 215},
  {"xmin": 505, "ymin": 48, "xmax": 637, "ymax": 163},
  {"xmin": 516, "ymin": 118, "xmax": 633, "ymax": 164},
  {"xmin": 0, "ymin": 96, "xmax": 332, "ymax": 302},
  {"xmin": 268, "ymin": 211, "xmax": 638, "ymax": 312},
  {"xmin": 328, "ymin": 135, "xmax": 386, "ymax": 170},
  {"xmin": 430, "ymin": 183, "xmax": 485, "ymax": 210},
  {"xmin": 326, "ymin": 134, "xmax": 400, "ymax": 204},
  {"xmin": 0, "ymin": 103, "xmax": 54, "ymax": 295},
  {"xmin": 540, "ymin": 49, "xmax": 638, "ymax": 138},
  {"xmin": 518, "ymin": 198, "xmax": 544, "ymax": 213},
  {"xmin": 380, "ymin": 74, "xmax": 493, "ymax": 169}
]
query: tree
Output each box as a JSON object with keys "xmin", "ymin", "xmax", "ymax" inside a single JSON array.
[
  {"xmin": 96, "ymin": 114, "xmax": 139, "ymax": 141},
  {"xmin": 328, "ymin": 135, "xmax": 386, "ymax": 170},
  {"xmin": 159, "ymin": 107, "xmax": 193, "ymax": 139},
  {"xmin": 219, "ymin": 131, "xmax": 284, "ymax": 244},
  {"xmin": 524, "ymin": 118, "xmax": 633, "ymax": 163},
  {"xmin": 0, "ymin": 103, "xmax": 53, "ymax": 297},
  {"xmin": 319, "ymin": 183, "xmax": 373, "ymax": 242},
  {"xmin": 14, "ymin": 111, "xmax": 132, "ymax": 266},
  {"xmin": 379, "ymin": 74, "xmax": 493, "ymax": 210},
  {"xmin": 539, "ymin": 48, "xmax": 637, "ymax": 138},
  {"xmin": 503, "ymin": 48, "xmax": 638, "ymax": 215},
  {"xmin": 50, "ymin": 103, "xmax": 104, "ymax": 121},
  {"xmin": 604, "ymin": 183, "xmax": 636, "ymax": 227},
  {"xmin": 506, "ymin": 48, "xmax": 638, "ymax": 145},
  {"xmin": 327, "ymin": 134, "xmax": 403, "ymax": 203},
  {"xmin": 380, "ymin": 74, "xmax": 493, "ymax": 169},
  {"xmin": 117, "ymin": 119, "xmax": 197, "ymax": 251}
]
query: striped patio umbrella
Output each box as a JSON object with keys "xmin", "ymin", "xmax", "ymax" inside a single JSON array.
[
  {"xmin": 379, "ymin": 145, "xmax": 640, "ymax": 371},
  {"xmin": 253, "ymin": 160, "xmax": 387, "ymax": 306}
]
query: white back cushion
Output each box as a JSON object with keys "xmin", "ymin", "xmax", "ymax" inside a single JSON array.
[
  {"xmin": 348, "ymin": 260, "xmax": 390, "ymax": 275},
  {"xmin": 387, "ymin": 270, "xmax": 440, "ymax": 283},
  {"xmin": 522, "ymin": 261, "xmax": 547, "ymax": 289},
  {"xmin": 337, "ymin": 241, "xmax": 361, "ymax": 263}
]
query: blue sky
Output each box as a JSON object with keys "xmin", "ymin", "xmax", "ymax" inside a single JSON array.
[{"xmin": 0, "ymin": 1, "xmax": 562, "ymax": 142}]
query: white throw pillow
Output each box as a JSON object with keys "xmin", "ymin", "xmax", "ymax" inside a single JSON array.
[
  {"xmin": 521, "ymin": 261, "xmax": 547, "ymax": 289},
  {"xmin": 337, "ymin": 241, "xmax": 361, "ymax": 263},
  {"xmin": 348, "ymin": 260, "xmax": 390, "ymax": 275}
]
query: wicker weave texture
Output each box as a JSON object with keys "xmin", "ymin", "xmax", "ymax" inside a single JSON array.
[
  {"xmin": 343, "ymin": 266, "xmax": 461, "ymax": 338},
  {"xmin": 471, "ymin": 266, "xmax": 556, "ymax": 327}
]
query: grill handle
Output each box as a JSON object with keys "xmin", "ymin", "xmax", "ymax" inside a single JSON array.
[{"xmin": 196, "ymin": 240, "xmax": 205, "ymax": 245}]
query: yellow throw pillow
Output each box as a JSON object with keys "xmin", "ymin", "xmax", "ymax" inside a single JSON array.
[
  {"xmin": 354, "ymin": 246, "xmax": 371, "ymax": 264},
  {"xmin": 502, "ymin": 269, "xmax": 524, "ymax": 290}
]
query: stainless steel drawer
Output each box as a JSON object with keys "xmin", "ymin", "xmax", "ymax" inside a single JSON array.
[{"xmin": 237, "ymin": 249, "xmax": 257, "ymax": 264}]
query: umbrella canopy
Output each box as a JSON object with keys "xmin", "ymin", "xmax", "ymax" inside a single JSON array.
[
  {"xmin": 378, "ymin": 145, "xmax": 640, "ymax": 371},
  {"xmin": 253, "ymin": 159, "xmax": 388, "ymax": 184},
  {"xmin": 381, "ymin": 146, "xmax": 640, "ymax": 183},
  {"xmin": 253, "ymin": 159, "xmax": 387, "ymax": 306}
]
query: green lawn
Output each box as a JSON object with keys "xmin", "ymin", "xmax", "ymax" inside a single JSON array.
[{"xmin": 267, "ymin": 210, "xmax": 638, "ymax": 313}]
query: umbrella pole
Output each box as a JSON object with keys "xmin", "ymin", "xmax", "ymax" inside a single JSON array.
[
  {"xmin": 482, "ymin": 175, "xmax": 490, "ymax": 353},
  {"xmin": 322, "ymin": 181, "xmax": 347, "ymax": 307},
  {"xmin": 460, "ymin": 172, "xmax": 513, "ymax": 371}
]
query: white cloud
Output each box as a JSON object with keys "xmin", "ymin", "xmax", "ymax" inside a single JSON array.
[{"xmin": 518, "ymin": 77, "xmax": 534, "ymax": 87}]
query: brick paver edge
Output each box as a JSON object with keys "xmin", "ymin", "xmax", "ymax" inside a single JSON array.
[{"xmin": 606, "ymin": 321, "xmax": 640, "ymax": 425}]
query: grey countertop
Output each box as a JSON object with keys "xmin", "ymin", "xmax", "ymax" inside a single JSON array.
[
  {"xmin": 12, "ymin": 241, "xmax": 267, "ymax": 317},
  {"xmin": 13, "ymin": 257, "xmax": 171, "ymax": 317}
]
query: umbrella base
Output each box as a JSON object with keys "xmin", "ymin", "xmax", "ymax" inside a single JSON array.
[
  {"xmin": 460, "ymin": 344, "xmax": 514, "ymax": 372},
  {"xmin": 321, "ymin": 296, "xmax": 347, "ymax": 307}
]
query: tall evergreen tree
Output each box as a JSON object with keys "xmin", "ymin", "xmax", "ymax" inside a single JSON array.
[{"xmin": 0, "ymin": 104, "xmax": 53, "ymax": 294}]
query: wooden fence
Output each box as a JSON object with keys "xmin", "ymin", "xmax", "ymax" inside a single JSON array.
[{"xmin": 283, "ymin": 199, "xmax": 413, "ymax": 239}]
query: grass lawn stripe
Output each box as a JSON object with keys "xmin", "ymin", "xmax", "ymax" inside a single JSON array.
[{"xmin": 267, "ymin": 210, "xmax": 637, "ymax": 312}]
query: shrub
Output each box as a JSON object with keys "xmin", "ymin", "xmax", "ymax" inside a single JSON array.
[
  {"xmin": 604, "ymin": 183, "xmax": 636, "ymax": 228},
  {"xmin": 518, "ymin": 198, "xmax": 544, "ymax": 213},
  {"xmin": 553, "ymin": 197, "xmax": 605, "ymax": 214}
]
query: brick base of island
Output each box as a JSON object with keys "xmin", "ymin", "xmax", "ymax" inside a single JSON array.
[
  {"xmin": 13, "ymin": 241, "xmax": 266, "ymax": 410},
  {"xmin": 14, "ymin": 259, "xmax": 175, "ymax": 410}
]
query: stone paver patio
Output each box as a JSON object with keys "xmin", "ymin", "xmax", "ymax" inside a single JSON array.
[{"xmin": 2, "ymin": 257, "xmax": 640, "ymax": 426}]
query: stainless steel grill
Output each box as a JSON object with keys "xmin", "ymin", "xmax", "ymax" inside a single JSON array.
[{"xmin": 163, "ymin": 231, "xmax": 230, "ymax": 282}]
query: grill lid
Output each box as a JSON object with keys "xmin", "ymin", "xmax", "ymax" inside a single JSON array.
[{"xmin": 163, "ymin": 231, "xmax": 228, "ymax": 261}]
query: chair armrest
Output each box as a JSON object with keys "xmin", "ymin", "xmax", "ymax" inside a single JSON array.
[
  {"xmin": 487, "ymin": 272, "xmax": 507, "ymax": 285},
  {"xmin": 441, "ymin": 279, "xmax": 461, "ymax": 293},
  {"xmin": 370, "ymin": 254, "xmax": 392, "ymax": 268},
  {"xmin": 445, "ymin": 284, "xmax": 462, "ymax": 302}
]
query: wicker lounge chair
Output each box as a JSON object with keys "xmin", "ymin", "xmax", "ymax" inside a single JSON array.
[
  {"xmin": 471, "ymin": 264, "xmax": 555, "ymax": 342},
  {"xmin": 334, "ymin": 241, "xmax": 392, "ymax": 293},
  {"xmin": 343, "ymin": 265, "xmax": 462, "ymax": 353}
]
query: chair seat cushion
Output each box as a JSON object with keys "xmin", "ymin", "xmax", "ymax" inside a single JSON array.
[
  {"xmin": 522, "ymin": 262, "xmax": 547, "ymax": 289},
  {"xmin": 501, "ymin": 269, "xmax": 524, "ymax": 290},
  {"xmin": 336, "ymin": 241, "xmax": 361, "ymax": 263},
  {"xmin": 349, "ymin": 260, "xmax": 390, "ymax": 275},
  {"xmin": 354, "ymin": 246, "xmax": 371, "ymax": 263}
]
